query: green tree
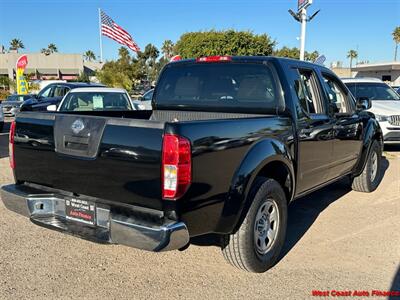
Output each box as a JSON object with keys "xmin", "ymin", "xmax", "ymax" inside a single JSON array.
[
  {"xmin": 175, "ymin": 30, "xmax": 275, "ymax": 58},
  {"xmin": 393, "ymin": 26, "xmax": 400, "ymax": 61},
  {"xmin": 41, "ymin": 48, "xmax": 50, "ymax": 56},
  {"xmin": 84, "ymin": 50, "xmax": 96, "ymax": 61},
  {"xmin": 274, "ymin": 47, "xmax": 319, "ymax": 62},
  {"xmin": 0, "ymin": 76, "xmax": 10, "ymax": 90},
  {"xmin": 10, "ymin": 38, "xmax": 24, "ymax": 52},
  {"xmin": 161, "ymin": 40, "xmax": 174, "ymax": 59},
  {"xmin": 41, "ymin": 44, "xmax": 58, "ymax": 56},
  {"xmin": 48, "ymin": 43, "xmax": 58, "ymax": 53},
  {"xmin": 347, "ymin": 49, "xmax": 358, "ymax": 69},
  {"xmin": 96, "ymin": 47, "xmax": 139, "ymax": 90}
]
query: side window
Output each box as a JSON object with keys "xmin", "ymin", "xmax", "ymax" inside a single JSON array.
[
  {"xmin": 38, "ymin": 85, "xmax": 53, "ymax": 98},
  {"xmin": 293, "ymin": 69, "xmax": 323, "ymax": 115},
  {"xmin": 53, "ymin": 86, "xmax": 70, "ymax": 97},
  {"xmin": 321, "ymin": 74, "xmax": 351, "ymax": 114}
]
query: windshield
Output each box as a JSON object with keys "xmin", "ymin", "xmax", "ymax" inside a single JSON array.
[
  {"xmin": 154, "ymin": 62, "xmax": 280, "ymax": 113},
  {"xmin": 346, "ymin": 83, "xmax": 400, "ymax": 101},
  {"xmin": 59, "ymin": 92, "xmax": 132, "ymax": 112},
  {"xmin": 6, "ymin": 95, "xmax": 24, "ymax": 102}
]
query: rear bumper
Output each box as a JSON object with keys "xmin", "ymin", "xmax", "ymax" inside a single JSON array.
[{"xmin": 0, "ymin": 184, "xmax": 189, "ymax": 252}]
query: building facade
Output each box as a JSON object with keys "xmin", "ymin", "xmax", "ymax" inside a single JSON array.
[
  {"xmin": 0, "ymin": 52, "xmax": 102, "ymax": 81},
  {"xmin": 351, "ymin": 62, "xmax": 400, "ymax": 86}
]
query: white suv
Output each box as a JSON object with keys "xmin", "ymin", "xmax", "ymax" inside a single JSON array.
[{"xmin": 342, "ymin": 77, "xmax": 400, "ymax": 143}]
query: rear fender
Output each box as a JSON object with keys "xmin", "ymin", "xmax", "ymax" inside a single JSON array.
[
  {"xmin": 352, "ymin": 117, "xmax": 383, "ymax": 176},
  {"xmin": 215, "ymin": 138, "xmax": 294, "ymax": 234}
]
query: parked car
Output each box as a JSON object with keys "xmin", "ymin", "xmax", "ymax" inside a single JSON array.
[
  {"xmin": 396, "ymin": 87, "xmax": 400, "ymax": 95},
  {"xmin": 1, "ymin": 94, "xmax": 33, "ymax": 116},
  {"xmin": 0, "ymin": 103, "xmax": 3, "ymax": 131},
  {"xmin": 49, "ymin": 87, "xmax": 134, "ymax": 112},
  {"xmin": 342, "ymin": 78, "xmax": 400, "ymax": 143},
  {"xmin": 2, "ymin": 56, "xmax": 383, "ymax": 273},
  {"xmin": 132, "ymin": 88, "xmax": 153, "ymax": 110},
  {"xmin": 20, "ymin": 82, "xmax": 105, "ymax": 112}
]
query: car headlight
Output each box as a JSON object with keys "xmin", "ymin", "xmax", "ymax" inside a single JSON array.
[{"xmin": 375, "ymin": 115, "xmax": 389, "ymax": 122}]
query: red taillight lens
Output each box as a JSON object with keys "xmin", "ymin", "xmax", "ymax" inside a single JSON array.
[
  {"xmin": 196, "ymin": 55, "xmax": 232, "ymax": 63},
  {"xmin": 162, "ymin": 134, "xmax": 191, "ymax": 200},
  {"xmin": 9, "ymin": 121, "xmax": 16, "ymax": 169}
]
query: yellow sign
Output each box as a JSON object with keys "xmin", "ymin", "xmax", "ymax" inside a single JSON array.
[{"xmin": 16, "ymin": 55, "xmax": 29, "ymax": 94}]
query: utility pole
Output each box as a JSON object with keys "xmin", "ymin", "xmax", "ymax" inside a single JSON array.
[
  {"xmin": 299, "ymin": 8, "xmax": 307, "ymax": 60},
  {"xmin": 289, "ymin": 0, "xmax": 320, "ymax": 61}
]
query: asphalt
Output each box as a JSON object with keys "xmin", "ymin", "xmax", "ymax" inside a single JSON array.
[{"xmin": 0, "ymin": 119, "xmax": 399, "ymax": 299}]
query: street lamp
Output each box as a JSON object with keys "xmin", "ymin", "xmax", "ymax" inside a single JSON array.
[{"xmin": 288, "ymin": 0, "xmax": 320, "ymax": 60}]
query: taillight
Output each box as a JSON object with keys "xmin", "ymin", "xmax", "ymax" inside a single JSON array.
[
  {"xmin": 9, "ymin": 121, "xmax": 16, "ymax": 169},
  {"xmin": 196, "ymin": 55, "xmax": 232, "ymax": 63},
  {"xmin": 162, "ymin": 134, "xmax": 191, "ymax": 200}
]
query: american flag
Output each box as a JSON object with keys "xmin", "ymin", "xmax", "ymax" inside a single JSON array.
[{"xmin": 101, "ymin": 10, "xmax": 140, "ymax": 52}]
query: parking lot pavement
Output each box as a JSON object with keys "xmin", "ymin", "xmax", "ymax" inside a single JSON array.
[{"xmin": 0, "ymin": 120, "xmax": 399, "ymax": 299}]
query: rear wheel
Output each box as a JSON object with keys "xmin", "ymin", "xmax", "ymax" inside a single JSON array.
[
  {"xmin": 351, "ymin": 140, "xmax": 382, "ymax": 192},
  {"xmin": 221, "ymin": 177, "xmax": 287, "ymax": 273}
]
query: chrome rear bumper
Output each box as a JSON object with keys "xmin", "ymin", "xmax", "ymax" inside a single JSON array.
[{"xmin": 0, "ymin": 184, "xmax": 189, "ymax": 252}]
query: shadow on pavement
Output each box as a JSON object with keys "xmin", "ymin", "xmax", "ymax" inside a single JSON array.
[
  {"xmin": 0, "ymin": 120, "xmax": 10, "ymax": 159},
  {"xmin": 278, "ymin": 156, "xmax": 389, "ymax": 263},
  {"xmin": 192, "ymin": 157, "xmax": 389, "ymax": 262},
  {"xmin": 389, "ymin": 265, "xmax": 400, "ymax": 299}
]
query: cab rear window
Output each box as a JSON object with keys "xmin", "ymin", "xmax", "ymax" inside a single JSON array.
[{"xmin": 154, "ymin": 62, "xmax": 281, "ymax": 113}]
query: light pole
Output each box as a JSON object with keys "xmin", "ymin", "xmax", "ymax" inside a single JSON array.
[
  {"xmin": 289, "ymin": 0, "xmax": 320, "ymax": 61},
  {"xmin": 299, "ymin": 8, "xmax": 307, "ymax": 60}
]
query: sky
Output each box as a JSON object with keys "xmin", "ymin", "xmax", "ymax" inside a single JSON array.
[{"xmin": 0, "ymin": 0, "xmax": 399, "ymax": 67}]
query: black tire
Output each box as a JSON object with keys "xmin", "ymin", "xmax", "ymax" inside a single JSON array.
[
  {"xmin": 221, "ymin": 177, "xmax": 287, "ymax": 273},
  {"xmin": 351, "ymin": 140, "xmax": 382, "ymax": 192}
]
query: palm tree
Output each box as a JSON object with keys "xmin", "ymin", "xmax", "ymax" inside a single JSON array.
[
  {"xmin": 84, "ymin": 50, "xmax": 96, "ymax": 61},
  {"xmin": 48, "ymin": 43, "xmax": 58, "ymax": 53},
  {"xmin": 9, "ymin": 38, "xmax": 24, "ymax": 52},
  {"xmin": 161, "ymin": 40, "xmax": 174, "ymax": 59},
  {"xmin": 393, "ymin": 26, "xmax": 400, "ymax": 61},
  {"xmin": 41, "ymin": 48, "xmax": 50, "ymax": 56},
  {"xmin": 347, "ymin": 50, "xmax": 358, "ymax": 69}
]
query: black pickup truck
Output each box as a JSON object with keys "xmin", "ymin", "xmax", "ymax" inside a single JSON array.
[{"xmin": 1, "ymin": 56, "xmax": 383, "ymax": 273}]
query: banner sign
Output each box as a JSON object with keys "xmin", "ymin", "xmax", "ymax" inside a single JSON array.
[
  {"xmin": 16, "ymin": 55, "xmax": 29, "ymax": 94},
  {"xmin": 298, "ymin": 0, "xmax": 312, "ymax": 12}
]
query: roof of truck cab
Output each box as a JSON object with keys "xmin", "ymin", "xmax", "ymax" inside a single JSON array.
[
  {"xmin": 68, "ymin": 87, "xmax": 128, "ymax": 93},
  {"xmin": 168, "ymin": 55, "xmax": 332, "ymax": 72}
]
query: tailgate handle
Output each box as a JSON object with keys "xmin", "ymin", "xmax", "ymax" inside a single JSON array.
[{"xmin": 63, "ymin": 135, "xmax": 89, "ymax": 151}]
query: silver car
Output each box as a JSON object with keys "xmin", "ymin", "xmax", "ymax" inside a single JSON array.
[{"xmin": 2, "ymin": 94, "xmax": 32, "ymax": 116}]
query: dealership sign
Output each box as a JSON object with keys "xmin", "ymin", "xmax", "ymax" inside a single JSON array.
[
  {"xmin": 16, "ymin": 55, "xmax": 29, "ymax": 95},
  {"xmin": 298, "ymin": 0, "xmax": 313, "ymax": 12}
]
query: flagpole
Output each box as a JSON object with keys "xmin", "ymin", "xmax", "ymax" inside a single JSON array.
[{"xmin": 98, "ymin": 8, "xmax": 103, "ymax": 62}]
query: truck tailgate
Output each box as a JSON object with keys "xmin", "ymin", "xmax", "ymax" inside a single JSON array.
[{"xmin": 13, "ymin": 112, "xmax": 165, "ymax": 210}]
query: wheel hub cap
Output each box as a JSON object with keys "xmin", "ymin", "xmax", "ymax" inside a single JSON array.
[
  {"xmin": 254, "ymin": 199, "xmax": 280, "ymax": 255},
  {"xmin": 370, "ymin": 152, "xmax": 378, "ymax": 182}
]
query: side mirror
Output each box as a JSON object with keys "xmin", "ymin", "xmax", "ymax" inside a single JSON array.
[
  {"xmin": 356, "ymin": 97, "xmax": 371, "ymax": 110},
  {"xmin": 47, "ymin": 104, "xmax": 57, "ymax": 112}
]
